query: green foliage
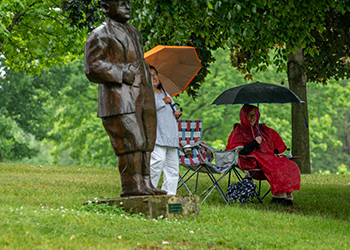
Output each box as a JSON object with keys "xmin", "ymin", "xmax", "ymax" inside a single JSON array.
[
  {"xmin": 80, "ymin": 202, "xmax": 125, "ymax": 215},
  {"xmin": 0, "ymin": 56, "xmax": 81, "ymax": 161},
  {"xmin": 62, "ymin": 0, "xmax": 103, "ymax": 32},
  {"xmin": 307, "ymin": 79, "xmax": 350, "ymax": 172},
  {"xmin": 0, "ymin": 59, "xmax": 65, "ymax": 140},
  {"xmin": 224, "ymin": 0, "xmax": 350, "ymax": 84},
  {"xmin": 317, "ymin": 164, "xmax": 350, "ymax": 175},
  {"xmin": 0, "ymin": 56, "xmax": 118, "ymax": 165},
  {"xmin": 336, "ymin": 164, "xmax": 350, "ymax": 175},
  {"xmin": 2, "ymin": 1, "xmax": 350, "ymax": 90},
  {"xmin": 0, "ymin": 0, "xmax": 86, "ymax": 74},
  {"xmin": 0, "ymin": 115, "xmax": 38, "ymax": 161}
]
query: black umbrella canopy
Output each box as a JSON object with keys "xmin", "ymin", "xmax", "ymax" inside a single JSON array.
[{"xmin": 212, "ymin": 82, "xmax": 305, "ymax": 105}]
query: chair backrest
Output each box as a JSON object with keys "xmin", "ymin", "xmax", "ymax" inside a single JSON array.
[
  {"xmin": 178, "ymin": 120, "xmax": 202, "ymax": 146},
  {"xmin": 178, "ymin": 120, "xmax": 214, "ymax": 166}
]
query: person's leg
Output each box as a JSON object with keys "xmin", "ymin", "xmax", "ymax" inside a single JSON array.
[
  {"xmin": 161, "ymin": 147, "xmax": 179, "ymax": 195},
  {"xmin": 286, "ymin": 192, "xmax": 293, "ymax": 200},
  {"xmin": 273, "ymin": 191, "xmax": 287, "ymax": 198},
  {"xmin": 271, "ymin": 191, "xmax": 293, "ymax": 206},
  {"xmin": 150, "ymin": 145, "xmax": 166, "ymax": 189}
]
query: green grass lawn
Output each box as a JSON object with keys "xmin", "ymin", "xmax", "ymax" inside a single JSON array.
[{"xmin": 1, "ymin": 162, "xmax": 349, "ymax": 249}]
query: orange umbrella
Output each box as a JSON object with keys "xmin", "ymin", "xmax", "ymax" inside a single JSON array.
[{"xmin": 144, "ymin": 45, "xmax": 202, "ymax": 97}]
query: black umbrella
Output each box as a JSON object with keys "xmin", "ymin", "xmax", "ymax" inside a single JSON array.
[
  {"xmin": 211, "ymin": 82, "xmax": 305, "ymax": 105},
  {"xmin": 211, "ymin": 81, "xmax": 306, "ymax": 135}
]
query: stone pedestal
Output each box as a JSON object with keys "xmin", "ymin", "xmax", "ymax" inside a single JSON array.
[{"xmin": 91, "ymin": 195, "xmax": 200, "ymax": 219}]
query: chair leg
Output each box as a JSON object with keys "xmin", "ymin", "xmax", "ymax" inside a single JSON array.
[
  {"xmin": 261, "ymin": 189, "xmax": 271, "ymax": 200},
  {"xmin": 228, "ymin": 170, "xmax": 231, "ymax": 188},
  {"xmin": 194, "ymin": 172, "xmax": 199, "ymax": 195},
  {"xmin": 202, "ymin": 176, "xmax": 228, "ymax": 204},
  {"xmin": 200, "ymin": 168, "xmax": 230, "ymax": 204},
  {"xmin": 177, "ymin": 171, "xmax": 193, "ymax": 195},
  {"xmin": 232, "ymin": 167, "xmax": 244, "ymax": 182},
  {"xmin": 255, "ymin": 181, "xmax": 264, "ymax": 204},
  {"xmin": 177, "ymin": 166, "xmax": 205, "ymax": 196},
  {"xmin": 251, "ymin": 179, "xmax": 271, "ymax": 204}
]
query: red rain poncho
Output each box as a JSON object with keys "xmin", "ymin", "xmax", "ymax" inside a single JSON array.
[{"xmin": 226, "ymin": 104, "xmax": 301, "ymax": 195}]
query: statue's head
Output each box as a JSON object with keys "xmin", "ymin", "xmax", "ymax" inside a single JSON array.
[{"xmin": 101, "ymin": 0, "xmax": 131, "ymax": 23}]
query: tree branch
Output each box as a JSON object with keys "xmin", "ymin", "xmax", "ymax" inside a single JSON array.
[
  {"xmin": 21, "ymin": 23, "xmax": 58, "ymax": 39},
  {"xmin": 40, "ymin": 13, "xmax": 64, "ymax": 26},
  {"xmin": 188, "ymin": 102, "xmax": 206, "ymax": 117}
]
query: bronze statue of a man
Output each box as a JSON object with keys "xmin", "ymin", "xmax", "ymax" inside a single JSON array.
[{"xmin": 84, "ymin": 0, "xmax": 166, "ymax": 196}]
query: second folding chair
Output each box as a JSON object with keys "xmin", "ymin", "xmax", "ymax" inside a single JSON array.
[{"xmin": 177, "ymin": 120, "xmax": 243, "ymax": 204}]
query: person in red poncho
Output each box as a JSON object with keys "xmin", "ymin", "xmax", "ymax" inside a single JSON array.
[{"xmin": 226, "ymin": 104, "xmax": 301, "ymax": 206}]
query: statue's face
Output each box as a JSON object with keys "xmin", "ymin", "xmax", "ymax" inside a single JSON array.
[{"xmin": 109, "ymin": 0, "xmax": 131, "ymax": 23}]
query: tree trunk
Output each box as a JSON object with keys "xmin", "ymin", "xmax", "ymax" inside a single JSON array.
[
  {"xmin": 0, "ymin": 147, "xmax": 2, "ymax": 162},
  {"xmin": 287, "ymin": 48, "xmax": 311, "ymax": 174},
  {"xmin": 343, "ymin": 114, "xmax": 350, "ymax": 155}
]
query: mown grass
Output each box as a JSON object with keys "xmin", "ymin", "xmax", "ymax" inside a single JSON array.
[{"xmin": 1, "ymin": 162, "xmax": 349, "ymax": 249}]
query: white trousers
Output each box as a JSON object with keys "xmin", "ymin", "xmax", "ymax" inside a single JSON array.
[{"xmin": 150, "ymin": 145, "xmax": 179, "ymax": 195}]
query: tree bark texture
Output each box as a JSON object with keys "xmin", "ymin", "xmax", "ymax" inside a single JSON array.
[
  {"xmin": 344, "ymin": 115, "xmax": 350, "ymax": 155},
  {"xmin": 287, "ymin": 48, "xmax": 311, "ymax": 174}
]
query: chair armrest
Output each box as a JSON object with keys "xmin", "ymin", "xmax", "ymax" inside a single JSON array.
[
  {"xmin": 179, "ymin": 140, "xmax": 203, "ymax": 158},
  {"xmin": 213, "ymin": 146, "xmax": 244, "ymax": 166}
]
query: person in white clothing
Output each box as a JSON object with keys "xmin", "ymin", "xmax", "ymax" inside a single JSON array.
[{"xmin": 149, "ymin": 66, "xmax": 183, "ymax": 195}]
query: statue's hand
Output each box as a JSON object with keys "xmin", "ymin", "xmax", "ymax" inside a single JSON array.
[
  {"xmin": 122, "ymin": 63, "xmax": 139, "ymax": 85},
  {"xmin": 122, "ymin": 69, "xmax": 135, "ymax": 85}
]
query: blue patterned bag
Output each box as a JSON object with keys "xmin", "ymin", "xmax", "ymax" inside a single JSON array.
[{"xmin": 226, "ymin": 178, "xmax": 257, "ymax": 203}]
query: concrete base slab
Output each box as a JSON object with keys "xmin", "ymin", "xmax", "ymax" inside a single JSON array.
[{"xmin": 85, "ymin": 195, "xmax": 200, "ymax": 219}]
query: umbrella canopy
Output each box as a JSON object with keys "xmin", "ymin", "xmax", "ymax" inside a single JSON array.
[
  {"xmin": 144, "ymin": 45, "xmax": 202, "ymax": 96},
  {"xmin": 211, "ymin": 81, "xmax": 305, "ymax": 136},
  {"xmin": 211, "ymin": 81, "xmax": 305, "ymax": 105}
]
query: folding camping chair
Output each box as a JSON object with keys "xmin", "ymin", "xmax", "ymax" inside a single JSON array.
[{"xmin": 176, "ymin": 120, "xmax": 243, "ymax": 204}]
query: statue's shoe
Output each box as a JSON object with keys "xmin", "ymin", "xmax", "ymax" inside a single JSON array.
[
  {"xmin": 143, "ymin": 175, "xmax": 167, "ymax": 195},
  {"xmin": 120, "ymin": 188, "xmax": 154, "ymax": 197}
]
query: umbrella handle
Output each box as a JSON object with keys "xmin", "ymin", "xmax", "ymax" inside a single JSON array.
[
  {"xmin": 161, "ymin": 88, "xmax": 180, "ymax": 116},
  {"xmin": 170, "ymin": 102, "xmax": 181, "ymax": 118}
]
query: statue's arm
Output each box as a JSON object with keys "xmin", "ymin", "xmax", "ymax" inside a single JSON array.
[{"xmin": 84, "ymin": 30, "xmax": 125, "ymax": 85}]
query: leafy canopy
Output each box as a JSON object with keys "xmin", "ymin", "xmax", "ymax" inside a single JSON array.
[{"xmin": 0, "ymin": 0, "xmax": 87, "ymax": 74}]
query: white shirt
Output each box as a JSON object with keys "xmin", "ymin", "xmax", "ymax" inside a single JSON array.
[{"xmin": 154, "ymin": 91, "xmax": 179, "ymax": 147}]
